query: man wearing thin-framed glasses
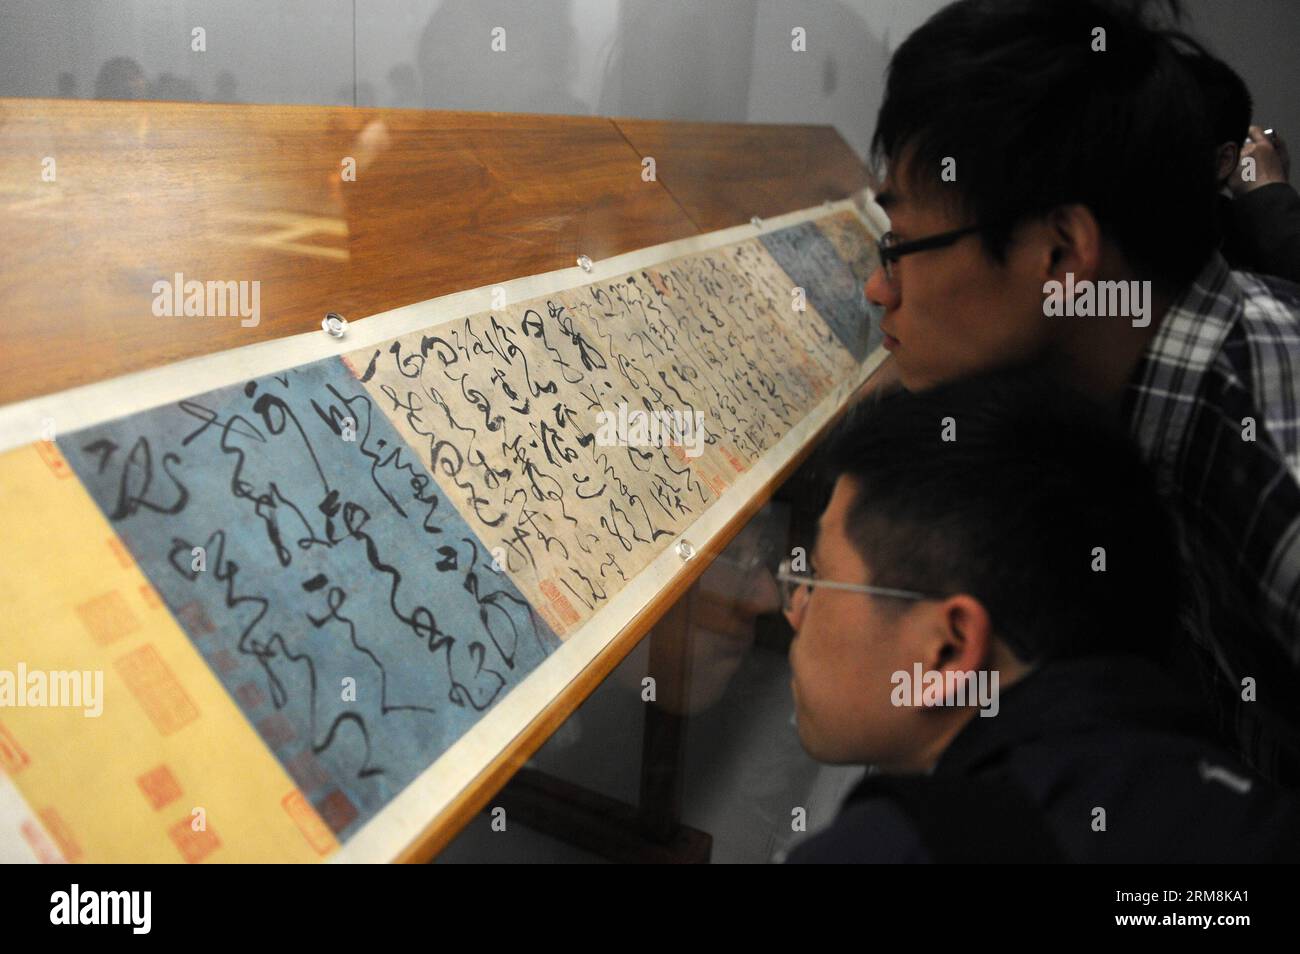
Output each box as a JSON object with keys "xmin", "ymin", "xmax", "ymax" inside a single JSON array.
[{"xmin": 782, "ymin": 373, "xmax": 1300, "ymax": 862}]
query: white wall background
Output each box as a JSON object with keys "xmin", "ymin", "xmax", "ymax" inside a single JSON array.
[{"xmin": 0, "ymin": 0, "xmax": 1296, "ymax": 164}]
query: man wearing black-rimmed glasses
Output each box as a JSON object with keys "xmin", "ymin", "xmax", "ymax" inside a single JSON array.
[{"xmin": 858, "ymin": 0, "xmax": 1300, "ymax": 786}]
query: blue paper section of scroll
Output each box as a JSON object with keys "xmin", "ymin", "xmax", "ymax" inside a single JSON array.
[
  {"xmin": 760, "ymin": 222, "xmax": 881, "ymax": 360},
  {"xmin": 58, "ymin": 357, "xmax": 560, "ymax": 840}
]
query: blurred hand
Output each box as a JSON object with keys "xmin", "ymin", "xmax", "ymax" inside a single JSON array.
[{"xmin": 1231, "ymin": 125, "xmax": 1291, "ymax": 195}]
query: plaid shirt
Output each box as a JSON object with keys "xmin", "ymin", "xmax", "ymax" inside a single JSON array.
[{"xmin": 1125, "ymin": 252, "xmax": 1300, "ymax": 785}]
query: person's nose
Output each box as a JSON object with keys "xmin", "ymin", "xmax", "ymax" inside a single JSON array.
[{"xmin": 865, "ymin": 265, "xmax": 899, "ymax": 312}]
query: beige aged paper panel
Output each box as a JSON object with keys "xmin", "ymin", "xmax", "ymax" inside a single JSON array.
[{"xmin": 341, "ymin": 238, "xmax": 859, "ymax": 635}]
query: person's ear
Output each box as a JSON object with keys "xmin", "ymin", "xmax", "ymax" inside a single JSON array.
[
  {"xmin": 926, "ymin": 593, "xmax": 994, "ymax": 678},
  {"xmin": 1041, "ymin": 204, "xmax": 1103, "ymax": 284},
  {"xmin": 1216, "ymin": 141, "xmax": 1241, "ymax": 187}
]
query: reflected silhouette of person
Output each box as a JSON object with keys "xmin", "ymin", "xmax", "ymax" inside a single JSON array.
[
  {"xmin": 94, "ymin": 57, "xmax": 148, "ymax": 100},
  {"xmin": 214, "ymin": 70, "xmax": 242, "ymax": 104},
  {"xmin": 416, "ymin": 0, "xmax": 589, "ymax": 115}
]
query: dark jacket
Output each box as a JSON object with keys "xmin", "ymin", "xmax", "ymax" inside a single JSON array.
[
  {"xmin": 786, "ymin": 654, "xmax": 1300, "ymax": 862},
  {"xmin": 1219, "ymin": 184, "xmax": 1300, "ymax": 284}
]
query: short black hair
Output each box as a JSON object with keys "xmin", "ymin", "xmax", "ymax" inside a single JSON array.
[
  {"xmin": 821, "ymin": 371, "xmax": 1182, "ymax": 665},
  {"xmin": 1181, "ymin": 49, "xmax": 1253, "ymax": 150},
  {"xmin": 871, "ymin": 0, "xmax": 1218, "ymax": 289}
]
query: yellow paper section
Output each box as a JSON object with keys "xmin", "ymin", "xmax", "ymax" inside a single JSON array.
[{"xmin": 0, "ymin": 442, "xmax": 338, "ymax": 862}]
